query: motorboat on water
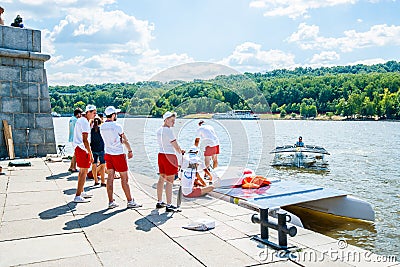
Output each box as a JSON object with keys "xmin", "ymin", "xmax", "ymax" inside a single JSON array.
[
  {"xmin": 209, "ymin": 167, "xmax": 374, "ymax": 227},
  {"xmin": 271, "ymin": 145, "xmax": 329, "ymax": 169},
  {"xmin": 212, "ymin": 110, "xmax": 260, "ymax": 120}
]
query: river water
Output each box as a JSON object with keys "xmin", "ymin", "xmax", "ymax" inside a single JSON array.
[{"xmin": 54, "ymin": 117, "xmax": 400, "ymax": 257}]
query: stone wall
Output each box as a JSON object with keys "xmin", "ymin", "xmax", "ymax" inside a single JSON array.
[{"xmin": 0, "ymin": 25, "xmax": 56, "ymax": 158}]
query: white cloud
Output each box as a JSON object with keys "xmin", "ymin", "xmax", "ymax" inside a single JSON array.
[
  {"xmin": 220, "ymin": 42, "xmax": 296, "ymax": 72},
  {"xmin": 288, "ymin": 23, "xmax": 400, "ymax": 52},
  {"xmin": 310, "ymin": 51, "xmax": 340, "ymax": 64},
  {"xmin": 347, "ymin": 58, "xmax": 387, "ymax": 66},
  {"xmin": 249, "ymin": 0, "xmax": 357, "ymax": 19},
  {"xmin": 46, "ymin": 49, "xmax": 195, "ymax": 85}
]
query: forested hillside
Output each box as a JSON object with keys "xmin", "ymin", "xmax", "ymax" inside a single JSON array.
[{"xmin": 49, "ymin": 60, "xmax": 400, "ymax": 119}]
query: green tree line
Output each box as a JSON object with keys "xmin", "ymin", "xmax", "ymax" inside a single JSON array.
[{"xmin": 49, "ymin": 60, "xmax": 400, "ymax": 119}]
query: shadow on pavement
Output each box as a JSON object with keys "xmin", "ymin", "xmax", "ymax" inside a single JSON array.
[
  {"xmin": 63, "ymin": 208, "xmax": 126, "ymax": 230},
  {"xmin": 39, "ymin": 202, "xmax": 77, "ymax": 219},
  {"xmin": 134, "ymin": 209, "xmax": 173, "ymax": 232},
  {"xmin": 46, "ymin": 172, "xmax": 71, "ymax": 180},
  {"xmin": 63, "ymin": 186, "xmax": 96, "ymax": 195}
]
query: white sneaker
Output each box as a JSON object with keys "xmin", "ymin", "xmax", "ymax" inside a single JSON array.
[
  {"xmin": 74, "ymin": 196, "xmax": 90, "ymax": 203},
  {"xmin": 81, "ymin": 191, "xmax": 93, "ymax": 198},
  {"xmin": 127, "ymin": 200, "xmax": 142, "ymax": 208},
  {"xmin": 108, "ymin": 201, "xmax": 119, "ymax": 209}
]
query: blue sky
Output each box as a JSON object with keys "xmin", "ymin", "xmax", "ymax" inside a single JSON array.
[{"xmin": 2, "ymin": 0, "xmax": 400, "ymax": 85}]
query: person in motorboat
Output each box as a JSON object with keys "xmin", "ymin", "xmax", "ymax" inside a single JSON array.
[
  {"xmin": 180, "ymin": 146, "xmax": 214, "ymax": 198},
  {"xmin": 295, "ymin": 136, "xmax": 304, "ymax": 147}
]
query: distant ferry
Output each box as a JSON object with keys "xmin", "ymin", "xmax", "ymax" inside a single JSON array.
[
  {"xmin": 212, "ymin": 110, "xmax": 260, "ymax": 120},
  {"xmin": 51, "ymin": 111, "xmax": 61, "ymax": 117}
]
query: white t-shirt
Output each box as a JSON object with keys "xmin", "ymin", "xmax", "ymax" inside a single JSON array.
[
  {"xmin": 180, "ymin": 154, "xmax": 206, "ymax": 195},
  {"xmin": 73, "ymin": 117, "xmax": 91, "ymax": 152},
  {"xmin": 196, "ymin": 125, "xmax": 219, "ymax": 147},
  {"xmin": 100, "ymin": 121, "xmax": 125, "ymax": 155},
  {"xmin": 156, "ymin": 126, "xmax": 176, "ymax": 154}
]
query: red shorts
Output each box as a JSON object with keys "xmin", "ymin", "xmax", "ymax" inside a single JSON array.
[
  {"xmin": 158, "ymin": 153, "xmax": 178, "ymax": 176},
  {"xmin": 204, "ymin": 145, "xmax": 220, "ymax": 156},
  {"xmin": 75, "ymin": 147, "xmax": 91, "ymax": 169},
  {"xmin": 184, "ymin": 187, "xmax": 202, "ymax": 198},
  {"xmin": 104, "ymin": 154, "xmax": 128, "ymax": 173}
]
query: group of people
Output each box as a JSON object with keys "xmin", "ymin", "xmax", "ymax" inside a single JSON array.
[
  {"xmin": 69, "ymin": 105, "xmax": 141, "ymax": 209},
  {"xmin": 69, "ymin": 106, "xmax": 220, "ymax": 212},
  {"xmin": 155, "ymin": 113, "xmax": 219, "ymax": 212}
]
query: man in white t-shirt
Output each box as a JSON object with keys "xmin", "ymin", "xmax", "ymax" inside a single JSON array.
[
  {"xmin": 180, "ymin": 146, "xmax": 214, "ymax": 198},
  {"xmin": 156, "ymin": 111, "xmax": 185, "ymax": 212},
  {"xmin": 68, "ymin": 108, "xmax": 82, "ymax": 173},
  {"xmin": 194, "ymin": 120, "xmax": 220, "ymax": 171},
  {"xmin": 73, "ymin": 104, "xmax": 97, "ymax": 203},
  {"xmin": 100, "ymin": 106, "xmax": 142, "ymax": 209}
]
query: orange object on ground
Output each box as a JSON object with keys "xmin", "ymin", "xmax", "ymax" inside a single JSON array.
[{"xmin": 242, "ymin": 176, "xmax": 271, "ymax": 189}]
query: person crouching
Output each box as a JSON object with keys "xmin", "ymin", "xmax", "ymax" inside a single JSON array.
[{"xmin": 181, "ymin": 146, "xmax": 214, "ymax": 198}]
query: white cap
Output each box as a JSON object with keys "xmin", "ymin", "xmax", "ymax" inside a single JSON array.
[
  {"xmin": 85, "ymin": 104, "xmax": 96, "ymax": 112},
  {"xmin": 104, "ymin": 106, "xmax": 121, "ymax": 116},
  {"xmin": 189, "ymin": 146, "xmax": 199, "ymax": 153},
  {"xmin": 163, "ymin": 111, "xmax": 177, "ymax": 120}
]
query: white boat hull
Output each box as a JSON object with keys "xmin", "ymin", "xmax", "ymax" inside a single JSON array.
[{"xmin": 294, "ymin": 195, "xmax": 375, "ymax": 221}]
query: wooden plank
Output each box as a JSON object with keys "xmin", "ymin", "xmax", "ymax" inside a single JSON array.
[
  {"xmin": 7, "ymin": 139, "xmax": 15, "ymax": 159},
  {"xmin": 2, "ymin": 120, "xmax": 15, "ymax": 159},
  {"xmin": 2, "ymin": 120, "xmax": 10, "ymax": 140},
  {"xmin": 2, "ymin": 120, "xmax": 10, "ymax": 152}
]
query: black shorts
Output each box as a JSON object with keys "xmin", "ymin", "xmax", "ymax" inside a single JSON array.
[{"xmin": 93, "ymin": 151, "xmax": 105, "ymax": 164}]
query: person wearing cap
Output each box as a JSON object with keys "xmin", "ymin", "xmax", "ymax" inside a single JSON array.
[
  {"xmin": 72, "ymin": 104, "xmax": 97, "ymax": 203},
  {"xmin": 180, "ymin": 146, "xmax": 214, "ymax": 198},
  {"xmin": 100, "ymin": 106, "xmax": 142, "ymax": 209},
  {"xmin": 156, "ymin": 111, "xmax": 184, "ymax": 212},
  {"xmin": 68, "ymin": 108, "xmax": 82, "ymax": 173},
  {"xmin": 194, "ymin": 120, "xmax": 220, "ymax": 172},
  {"xmin": 295, "ymin": 136, "xmax": 304, "ymax": 147}
]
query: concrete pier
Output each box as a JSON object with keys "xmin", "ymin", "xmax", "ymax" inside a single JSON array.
[
  {"xmin": 0, "ymin": 158, "xmax": 398, "ymax": 266},
  {"xmin": 0, "ymin": 25, "xmax": 56, "ymax": 158}
]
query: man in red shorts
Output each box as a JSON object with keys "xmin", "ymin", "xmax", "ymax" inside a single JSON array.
[
  {"xmin": 100, "ymin": 106, "xmax": 142, "ymax": 209},
  {"xmin": 194, "ymin": 120, "xmax": 220, "ymax": 171},
  {"xmin": 156, "ymin": 111, "xmax": 185, "ymax": 212},
  {"xmin": 73, "ymin": 104, "xmax": 97, "ymax": 203}
]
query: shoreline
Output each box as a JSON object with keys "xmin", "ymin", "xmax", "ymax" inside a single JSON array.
[{"xmin": 52, "ymin": 113, "xmax": 400, "ymax": 122}]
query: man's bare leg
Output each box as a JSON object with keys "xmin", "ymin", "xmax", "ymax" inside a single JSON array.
[
  {"xmin": 200, "ymin": 185, "xmax": 214, "ymax": 196},
  {"xmin": 157, "ymin": 175, "xmax": 165, "ymax": 202},
  {"xmin": 99, "ymin": 164, "xmax": 106, "ymax": 184},
  {"xmin": 69, "ymin": 155, "xmax": 77, "ymax": 170},
  {"xmin": 76, "ymin": 168, "xmax": 88, "ymax": 196},
  {"xmin": 204, "ymin": 156, "xmax": 211, "ymax": 170},
  {"xmin": 106, "ymin": 169, "xmax": 115, "ymax": 202},
  {"xmin": 119, "ymin": 171, "xmax": 132, "ymax": 202},
  {"xmin": 212, "ymin": 154, "xmax": 218, "ymax": 169},
  {"xmin": 165, "ymin": 175, "xmax": 174, "ymax": 204},
  {"xmin": 92, "ymin": 163, "xmax": 98, "ymax": 183}
]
